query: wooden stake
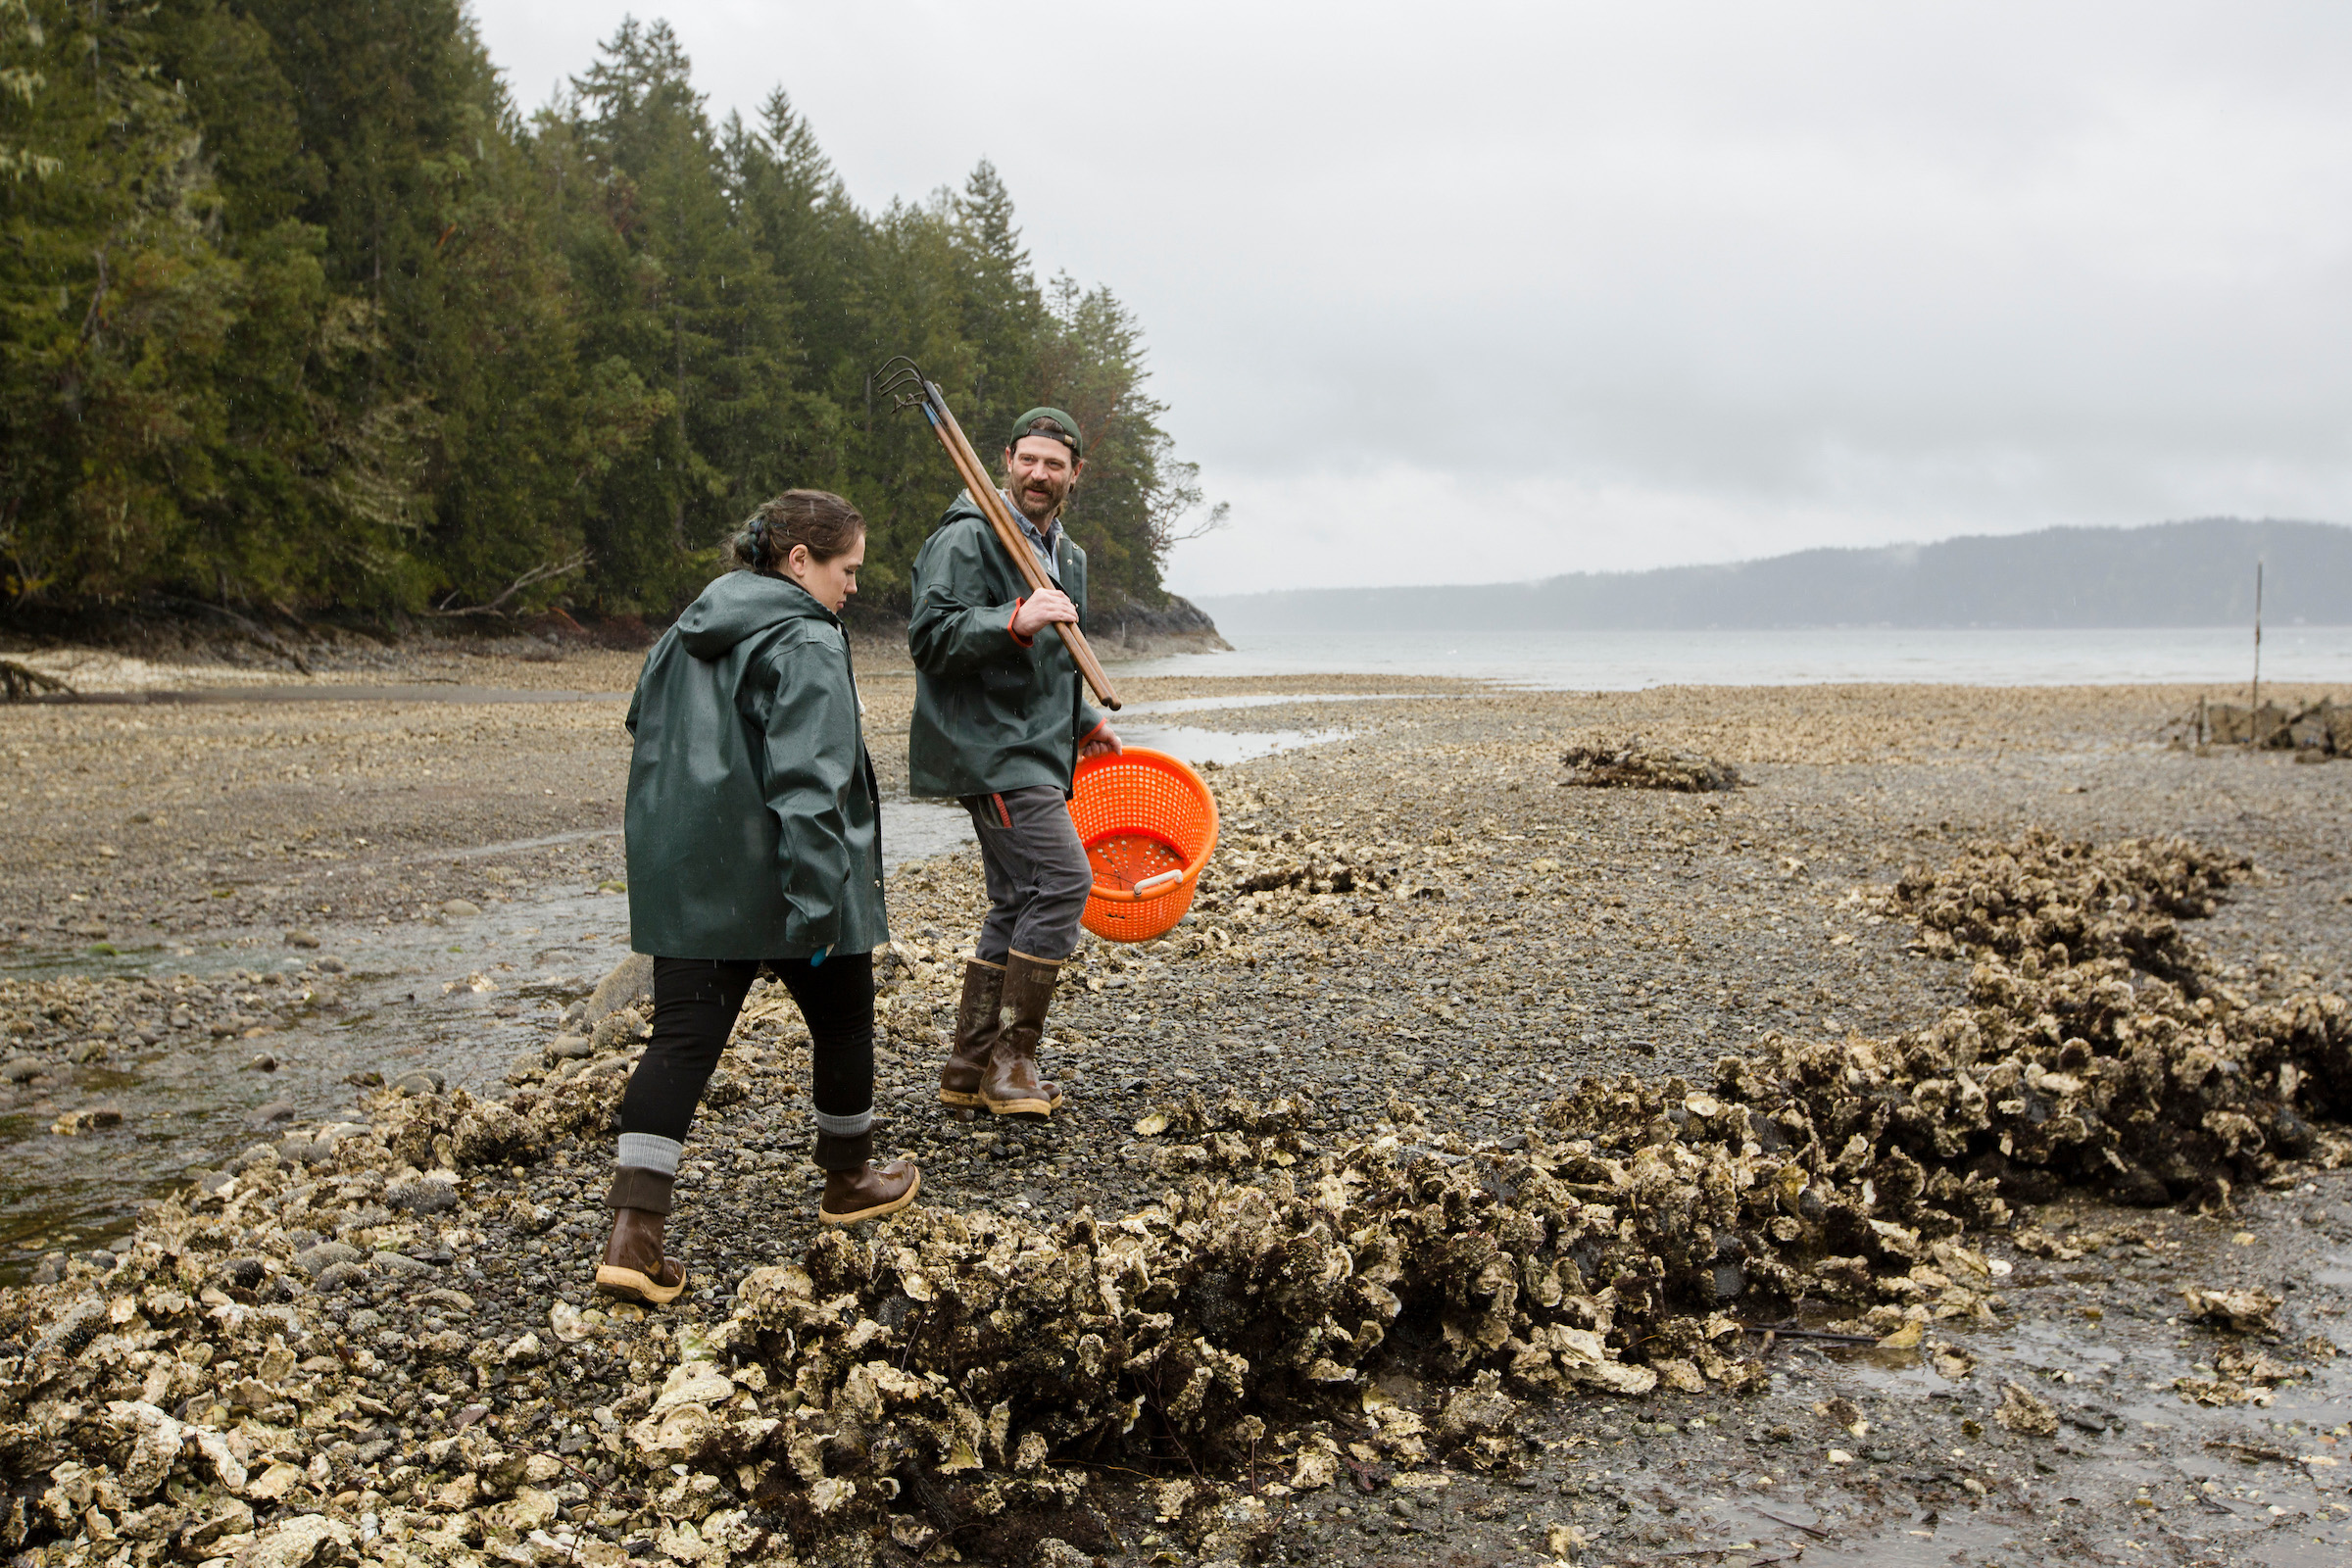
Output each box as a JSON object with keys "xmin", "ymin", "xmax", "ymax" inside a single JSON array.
[{"xmin": 2251, "ymin": 560, "xmax": 2264, "ymax": 724}]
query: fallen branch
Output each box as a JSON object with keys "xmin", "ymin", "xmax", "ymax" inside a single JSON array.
[
  {"xmin": 1745, "ymin": 1505, "xmax": 1828, "ymax": 1539},
  {"xmin": 0, "ymin": 659, "xmax": 74, "ymax": 701},
  {"xmin": 2204, "ymin": 1439, "xmax": 2316, "ymax": 1466},
  {"xmin": 157, "ymin": 595, "xmax": 314, "ymax": 675},
  {"xmin": 424, "ymin": 552, "xmax": 591, "ymax": 618}
]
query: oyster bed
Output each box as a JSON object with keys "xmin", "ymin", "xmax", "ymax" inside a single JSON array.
[{"xmin": 3, "ymin": 674, "xmax": 2352, "ymax": 1566}]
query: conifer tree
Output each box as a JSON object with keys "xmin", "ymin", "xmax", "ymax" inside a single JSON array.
[
  {"xmin": 0, "ymin": 0, "xmax": 244, "ymax": 600},
  {"xmin": 0, "ymin": 3, "xmax": 1212, "ymax": 619}
]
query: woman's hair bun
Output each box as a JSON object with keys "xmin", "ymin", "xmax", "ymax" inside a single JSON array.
[{"xmin": 733, "ymin": 490, "xmax": 863, "ymax": 572}]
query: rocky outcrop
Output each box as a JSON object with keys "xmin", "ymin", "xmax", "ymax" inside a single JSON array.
[
  {"xmin": 2198, "ymin": 696, "xmax": 2348, "ymax": 754},
  {"xmin": 1084, "ymin": 593, "xmax": 1231, "ymax": 656}
]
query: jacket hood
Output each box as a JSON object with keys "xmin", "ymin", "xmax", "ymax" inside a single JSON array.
[{"xmin": 676, "ymin": 570, "xmax": 833, "ymax": 660}]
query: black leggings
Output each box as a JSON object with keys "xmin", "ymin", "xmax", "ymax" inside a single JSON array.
[{"xmin": 619, "ymin": 954, "xmax": 875, "ymax": 1169}]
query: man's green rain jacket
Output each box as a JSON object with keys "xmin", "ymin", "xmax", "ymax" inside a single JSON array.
[
  {"xmin": 906, "ymin": 493, "xmax": 1103, "ymax": 799},
  {"xmin": 624, "ymin": 570, "xmax": 886, "ymax": 960}
]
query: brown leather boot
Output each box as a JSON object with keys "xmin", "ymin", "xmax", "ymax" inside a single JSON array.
[
  {"xmin": 938, "ymin": 958, "xmax": 1004, "ymax": 1109},
  {"xmin": 981, "ymin": 952, "xmax": 1063, "ymax": 1117},
  {"xmin": 819, "ymin": 1159, "xmax": 921, "ymax": 1226},
  {"xmin": 595, "ymin": 1206, "xmax": 687, "ymax": 1306}
]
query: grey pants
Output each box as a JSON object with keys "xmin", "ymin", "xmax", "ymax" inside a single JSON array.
[{"xmin": 961, "ymin": 785, "xmax": 1093, "ymax": 962}]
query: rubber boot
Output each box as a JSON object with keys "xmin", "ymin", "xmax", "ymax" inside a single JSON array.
[
  {"xmin": 819, "ymin": 1160, "xmax": 922, "ymax": 1225},
  {"xmin": 937, "ymin": 958, "xmax": 1004, "ymax": 1109},
  {"xmin": 943, "ymin": 957, "xmax": 1061, "ymax": 1111},
  {"xmin": 811, "ymin": 1122, "xmax": 920, "ymax": 1224},
  {"xmin": 595, "ymin": 1167, "xmax": 686, "ymax": 1306},
  {"xmin": 981, "ymin": 952, "xmax": 1062, "ymax": 1117}
]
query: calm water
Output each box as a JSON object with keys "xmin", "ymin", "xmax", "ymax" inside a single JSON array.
[{"xmin": 1110, "ymin": 624, "xmax": 2352, "ymax": 691}]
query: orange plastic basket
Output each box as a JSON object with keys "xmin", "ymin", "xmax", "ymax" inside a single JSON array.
[{"xmin": 1068, "ymin": 748, "xmax": 1220, "ymax": 943}]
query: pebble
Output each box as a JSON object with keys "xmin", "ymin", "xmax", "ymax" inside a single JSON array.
[
  {"xmin": 370, "ymin": 1248, "xmax": 436, "ymax": 1274},
  {"xmin": 442, "ymin": 898, "xmax": 481, "ymax": 917},
  {"xmin": 294, "ymin": 1240, "xmax": 363, "ymax": 1276},
  {"xmin": 387, "ymin": 1175, "xmax": 460, "ymax": 1215},
  {"xmin": 585, "ymin": 952, "xmax": 654, "ymax": 1022}
]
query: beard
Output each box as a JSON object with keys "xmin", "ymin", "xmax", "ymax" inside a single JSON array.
[{"xmin": 1011, "ymin": 469, "xmax": 1073, "ymax": 523}]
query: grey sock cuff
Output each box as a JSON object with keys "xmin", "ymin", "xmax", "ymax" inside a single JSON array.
[
  {"xmin": 616, "ymin": 1133, "xmax": 683, "ymax": 1176},
  {"xmin": 812, "ymin": 1107, "xmax": 873, "ymax": 1139}
]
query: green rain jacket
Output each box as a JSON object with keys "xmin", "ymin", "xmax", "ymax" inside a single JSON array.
[
  {"xmin": 624, "ymin": 570, "xmax": 886, "ymax": 959},
  {"xmin": 906, "ymin": 493, "xmax": 1104, "ymax": 799}
]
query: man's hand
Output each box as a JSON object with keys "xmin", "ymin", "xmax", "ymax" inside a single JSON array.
[
  {"xmin": 1011, "ymin": 588, "xmax": 1079, "ymax": 641},
  {"xmin": 1081, "ymin": 720, "xmax": 1122, "ymax": 759}
]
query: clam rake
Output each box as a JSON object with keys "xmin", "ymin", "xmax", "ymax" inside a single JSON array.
[{"xmin": 870, "ymin": 356, "xmax": 1122, "ymax": 710}]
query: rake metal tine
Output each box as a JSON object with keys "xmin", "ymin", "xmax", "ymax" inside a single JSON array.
[
  {"xmin": 870, "ymin": 356, "xmax": 923, "ymax": 394},
  {"xmin": 870, "ymin": 362, "xmax": 931, "ymax": 413}
]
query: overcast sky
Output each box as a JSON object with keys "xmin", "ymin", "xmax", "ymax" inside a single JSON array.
[{"xmin": 468, "ymin": 2, "xmax": 2352, "ymax": 595}]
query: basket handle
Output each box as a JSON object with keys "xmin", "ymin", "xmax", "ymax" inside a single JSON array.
[{"xmin": 1132, "ymin": 869, "xmax": 1185, "ymax": 897}]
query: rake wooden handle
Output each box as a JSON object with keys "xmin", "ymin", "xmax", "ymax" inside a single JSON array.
[{"xmin": 915, "ymin": 382, "xmax": 1122, "ymax": 711}]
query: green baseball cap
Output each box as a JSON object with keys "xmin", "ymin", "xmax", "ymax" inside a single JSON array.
[{"xmin": 1008, "ymin": 407, "xmax": 1083, "ymax": 461}]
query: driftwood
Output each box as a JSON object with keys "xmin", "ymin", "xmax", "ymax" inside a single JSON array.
[
  {"xmin": 0, "ymin": 659, "xmax": 74, "ymax": 701},
  {"xmin": 157, "ymin": 596, "xmax": 314, "ymax": 675},
  {"xmin": 424, "ymin": 551, "xmax": 591, "ymax": 618}
]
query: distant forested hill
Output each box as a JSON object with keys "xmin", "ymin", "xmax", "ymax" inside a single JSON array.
[{"xmin": 1200, "ymin": 518, "xmax": 2351, "ymax": 633}]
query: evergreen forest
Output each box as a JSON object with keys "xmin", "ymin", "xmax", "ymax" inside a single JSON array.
[{"xmin": 0, "ymin": 1, "xmax": 1214, "ymax": 622}]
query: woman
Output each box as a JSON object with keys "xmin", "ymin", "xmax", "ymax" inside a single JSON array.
[{"xmin": 596, "ymin": 489, "xmax": 919, "ymax": 1307}]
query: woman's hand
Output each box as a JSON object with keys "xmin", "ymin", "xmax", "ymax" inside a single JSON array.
[{"xmin": 1081, "ymin": 720, "xmax": 1122, "ymax": 759}]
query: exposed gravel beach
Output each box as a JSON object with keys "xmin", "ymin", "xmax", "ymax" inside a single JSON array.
[{"xmin": 2, "ymin": 655, "xmax": 2349, "ymax": 1568}]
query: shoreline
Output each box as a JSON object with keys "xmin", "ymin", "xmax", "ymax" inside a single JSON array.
[
  {"xmin": 0, "ymin": 593, "xmax": 1231, "ymax": 701},
  {"xmin": 2, "ymin": 668, "xmax": 2350, "ymax": 1564}
]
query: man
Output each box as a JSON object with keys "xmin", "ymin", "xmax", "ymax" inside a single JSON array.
[{"xmin": 907, "ymin": 407, "xmax": 1120, "ymax": 1118}]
